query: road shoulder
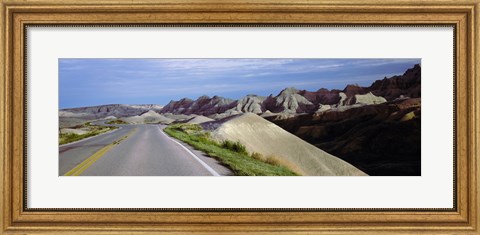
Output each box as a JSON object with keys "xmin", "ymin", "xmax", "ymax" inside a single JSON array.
[{"xmin": 158, "ymin": 125, "xmax": 234, "ymax": 176}]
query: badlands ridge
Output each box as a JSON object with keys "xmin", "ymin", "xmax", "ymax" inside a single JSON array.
[{"xmin": 60, "ymin": 64, "xmax": 421, "ymax": 176}]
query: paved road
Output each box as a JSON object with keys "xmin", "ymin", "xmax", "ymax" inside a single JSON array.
[{"xmin": 59, "ymin": 123, "xmax": 232, "ymax": 176}]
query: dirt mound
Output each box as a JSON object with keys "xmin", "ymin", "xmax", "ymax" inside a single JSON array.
[
  {"xmin": 210, "ymin": 113, "xmax": 367, "ymax": 176},
  {"xmin": 187, "ymin": 115, "xmax": 214, "ymax": 124},
  {"xmin": 122, "ymin": 112, "xmax": 174, "ymax": 124}
]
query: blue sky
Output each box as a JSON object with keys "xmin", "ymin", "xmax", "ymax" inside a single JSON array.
[{"xmin": 59, "ymin": 58, "xmax": 420, "ymax": 108}]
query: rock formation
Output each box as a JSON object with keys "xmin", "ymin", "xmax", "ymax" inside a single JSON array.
[{"xmin": 156, "ymin": 64, "xmax": 420, "ymax": 117}]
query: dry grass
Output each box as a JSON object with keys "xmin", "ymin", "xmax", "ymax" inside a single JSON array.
[
  {"xmin": 250, "ymin": 152, "xmax": 266, "ymax": 161},
  {"xmin": 250, "ymin": 152, "xmax": 304, "ymax": 176},
  {"xmin": 264, "ymin": 155, "xmax": 305, "ymax": 176}
]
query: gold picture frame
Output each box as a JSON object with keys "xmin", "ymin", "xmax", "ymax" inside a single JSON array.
[{"xmin": 1, "ymin": 0, "xmax": 479, "ymax": 234}]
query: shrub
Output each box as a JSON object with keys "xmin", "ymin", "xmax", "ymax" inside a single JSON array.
[
  {"xmin": 106, "ymin": 119, "xmax": 128, "ymax": 125},
  {"xmin": 176, "ymin": 124, "xmax": 202, "ymax": 134},
  {"xmin": 193, "ymin": 131, "xmax": 211, "ymax": 139},
  {"xmin": 198, "ymin": 136, "xmax": 216, "ymax": 145},
  {"xmin": 221, "ymin": 140, "xmax": 247, "ymax": 154}
]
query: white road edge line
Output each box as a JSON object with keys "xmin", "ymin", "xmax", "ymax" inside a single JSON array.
[{"xmin": 157, "ymin": 126, "xmax": 220, "ymax": 176}]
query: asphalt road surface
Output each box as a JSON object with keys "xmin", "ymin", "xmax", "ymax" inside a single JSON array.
[{"xmin": 59, "ymin": 123, "xmax": 233, "ymax": 176}]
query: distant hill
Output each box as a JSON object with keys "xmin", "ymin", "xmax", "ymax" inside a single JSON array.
[
  {"xmin": 121, "ymin": 110, "xmax": 173, "ymax": 124},
  {"xmin": 159, "ymin": 64, "xmax": 421, "ymax": 117},
  {"xmin": 59, "ymin": 104, "xmax": 164, "ymax": 128},
  {"xmin": 60, "ymin": 104, "xmax": 163, "ymax": 120},
  {"xmin": 61, "ymin": 64, "xmax": 420, "ymax": 120}
]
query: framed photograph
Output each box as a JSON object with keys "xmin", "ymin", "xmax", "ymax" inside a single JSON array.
[{"xmin": 1, "ymin": 0, "xmax": 479, "ymax": 234}]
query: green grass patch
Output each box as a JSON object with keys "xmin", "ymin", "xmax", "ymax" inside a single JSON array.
[
  {"xmin": 106, "ymin": 119, "xmax": 129, "ymax": 125},
  {"xmin": 164, "ymin": 124, "xmax": 298, "ymax": 176},
  {"xmin": 59, "ymin": 125, "xmax": 118, "ymax": 145},
  {"xmin": 71, "ymin": 122, "xmax": 92, "ymax": 129},
  {"xmin": 221, "ymin": 140, "xmax": 248, "ymax": 154}
]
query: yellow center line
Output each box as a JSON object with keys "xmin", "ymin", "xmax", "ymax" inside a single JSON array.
[{"xmin": 64, "ymin": 128, "xmax": 137, "ymax": 176}]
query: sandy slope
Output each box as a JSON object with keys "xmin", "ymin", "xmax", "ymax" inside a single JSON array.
[
  {"xmin": 187, "ymin": 115, "xmax": 214, "ymax": 124},
  {"xmin": 210, "ymin": 113, "xmax": 367, "ymax": 176},
  {"xmin": 163, "ymin": 113, "xmax": 193, "ymax": 121}
]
